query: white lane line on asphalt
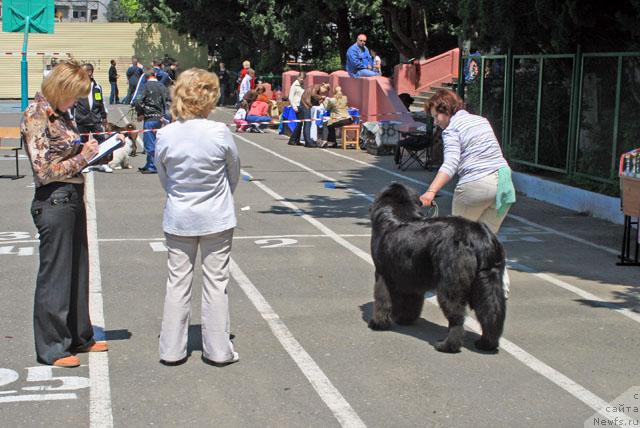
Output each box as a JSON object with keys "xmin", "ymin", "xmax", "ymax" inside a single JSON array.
[
  {"xmin": 322, "ymin": 149, "xmax": 620, "ymax": 255},
  {"xmin": 84, "ymin": 173, "xmax": 114, "ymax": 428},
  {"xmin": 242, "ymin": 168, "xmax": 612, "ymax": 416},
  {"xmin": 229, "ymin": 259, "xmax": 367, "ymax": 428},
  {"xmin": 509, "ymin": 261, "xmax": 640, "ymax": 324},
  {"xmin": 233, "ymin": 133, "xmax": 375, "ymax": 203},
  {"xmin": 0, "ymin": 393, "xmax": 78, "ymax": 403},
  {"xmin": 242, "ymin": 170, "xmax": 372, "ymax": 262}
]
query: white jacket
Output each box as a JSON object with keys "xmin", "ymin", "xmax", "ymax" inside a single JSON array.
[
  {"xmin": 288, "ymin": 80, "xmax": 304, "ymax": 110},
  {"xmin": 155, "ymin": 118, "xmax": 240, "ymax": 236}
]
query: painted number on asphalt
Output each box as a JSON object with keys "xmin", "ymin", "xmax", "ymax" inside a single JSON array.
[
  {"xmin": 0, "ymin": 367, "xmax": 89, "ymax": 403},
  {"xmin": 0, "ymin": 246, "xmax": 34, "ymax": 256},
  {"xmin": 255, "ymin": 238, "xmax": 299, "ymax": 248},
  {"xmin": 0, "ymin": 232, "xmax": 31, "ymax": 241},
  {"xmin": 149, "ymin": 242, "xmax": 168, "ymax": 252}
]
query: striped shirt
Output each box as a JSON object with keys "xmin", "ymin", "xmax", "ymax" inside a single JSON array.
[{"xmin": 438, "ymin": 109, "xmax": 508, "ymax": 185}]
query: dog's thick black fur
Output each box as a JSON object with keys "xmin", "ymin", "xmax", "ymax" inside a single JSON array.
[{"xmin": 368, "ymin": 182, "xmax": 506, "ymax": 353}]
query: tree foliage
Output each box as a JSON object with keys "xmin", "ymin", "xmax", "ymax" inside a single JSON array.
[
  {"xmin": 106, "ymin": 1, "xmax": 129, "ymax": 22},
  {"xmin": 130, "ymin": 0, "xmax": 640, "ymax": 75},
  {"xmin": 458, "ymin": 0, "xmax": 640, "ymax": 53}
]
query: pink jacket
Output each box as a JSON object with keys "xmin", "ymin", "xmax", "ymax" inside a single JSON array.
[{"xmin": 248, "ymin": 100, "xmax": 268, "ymax": 117}]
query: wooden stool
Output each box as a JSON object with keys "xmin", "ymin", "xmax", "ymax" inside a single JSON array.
[{"xmin": 341, "ymin": 124, "xmax": 361, "ymax": 150}]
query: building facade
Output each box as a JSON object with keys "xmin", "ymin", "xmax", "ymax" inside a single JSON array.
[{"xmin": 0, "ymin": 1, "xmax": 112, "ymax": 24}]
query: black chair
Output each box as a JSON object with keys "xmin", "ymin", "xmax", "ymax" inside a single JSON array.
[{"xmin": 394, "ymin": 119, "xmax": 439, "ymax": 171}]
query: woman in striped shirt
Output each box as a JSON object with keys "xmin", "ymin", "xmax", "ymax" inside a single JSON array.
[{"xmin": 420, "ymin": 89, "xmax": 515, "ymax": 296}]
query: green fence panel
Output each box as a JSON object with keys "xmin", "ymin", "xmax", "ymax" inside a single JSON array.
[
  {"xmin": 482, "ymin": 57, "xmax": 507, "ymax": 146},
  {"xmin": 538, "ymin": 57, "xmax": 573, "ymax": 172},
  {"xmin": 575, "ymin": 56, "xmax": 618, "ymax": 181},
  {"xmin": 459, "ymin": 50, "xmax": 640, "ymax": 188},
  {"xmin": 509, "ymin": 57, "xmax": 540, "ymax": 164},
  {"xmin": 617, "ymin": 56, "xmax": 640, "ymax": 161}
]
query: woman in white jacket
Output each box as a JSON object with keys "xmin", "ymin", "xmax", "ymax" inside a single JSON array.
[{"xmin": 155, "ymin": 68, "xmax": 241, "ymax": 366}]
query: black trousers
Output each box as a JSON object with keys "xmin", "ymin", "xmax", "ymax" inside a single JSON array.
[
  {"xmin": 287, "ymin": 105, "xmax": 313, "ymax": 145},
  {"xmin": 31, "ymin": 182, "xmax": 94, "ymax": 364},
  {"xmin": 77, "ymin": 123, "xmax": 105, "ymax": 143}
]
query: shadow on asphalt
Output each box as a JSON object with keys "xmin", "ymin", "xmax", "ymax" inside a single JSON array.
[{"xmin": 359, "ymin": 302, "xmax": 494, "ymax": 355}]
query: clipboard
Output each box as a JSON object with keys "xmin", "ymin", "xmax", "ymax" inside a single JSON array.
[{"xmin": 86, "ymin": 134, "xmax": 124, "ymax": 166}]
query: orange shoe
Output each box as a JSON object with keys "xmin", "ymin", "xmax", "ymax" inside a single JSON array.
[
  {"xmin": 52, "ymin": 355, "xmax": 80, "ymax": 368},
  {"xmin": 74, "ymin": 341, "xmax": 108, "ymax": 353}
]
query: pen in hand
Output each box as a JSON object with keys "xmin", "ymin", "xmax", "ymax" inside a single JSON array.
[{"xmin": 80, "ymin": 133, "xmax": 99, "ymax": 161}]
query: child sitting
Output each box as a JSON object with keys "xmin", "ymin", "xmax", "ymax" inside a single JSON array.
[{"xmin": 234, "ymin": 100, "xmax": 249, "ymax": 132}]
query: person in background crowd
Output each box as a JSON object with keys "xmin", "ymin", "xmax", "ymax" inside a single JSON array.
[
  {"xmin": 72, "ymin": 63, "xmax": 112, "ymax": 173},
  {"xmin": 254, "ymin": 84, "xmax": 267, "ymax": 102},
  {"xmin": 43, "ymin": 64, "xmax": 52, "ymax": 79},
  {"xmin": 163, "ymin": 54, "xmax": 176, "ymax": 80},
  {"xmin": 238, "ymin": 68, "xmax": 254, "ymax": 105},
  {"xmin": 286, "ymin": 72, "xmax": 305, "ymax": 146},
  {"xmin": 21, "ymin": 60, "xmax": 121, "ymax": 368},
  {"xmin": 236, "ymin": 60, "xmax": 253, "ymax": 94},
  {"xmin": 155, "ymin": 68, "xmax": 240, "ymax": 367},
  {"xmin": 217, "ymin": 62, "xmax": 230, "ymax": 106},
  {"xmin": 245, "ymin": 95, "xmax": 271, "ymax": 129},
  {"xmin": 420, "ymin": 89, "xmax": 515, "ymax": 299},
  {"xmin": 322, "ymin": 86, "xmax": 353, "ymax": 148},
  {"xmin": 169, "ymin": 62, "xmax": 178, "ymax": 81},
  {"xmin": 346, "ymin": 34, "xmax": 377, "ymax": 78},
  {"xmin": 108, "ymin": 59, "xmax": 119, "ymax": 104},
  {"xmin": 289, "ymin": 82, "xmax": 329, "ymax": 148},
  {"xmin": 233, "ymin": 100, "xmax": 249, "ymax": 132},
  {"xmin": 125, "ymin": 56, "xmax": 144, "ymax": 104},
  {"xmin": 370, "ymin": 48, "xmax": 382, "ymax": 75},
  {"xmin": 153, "ymin": 58, "xmax": 172, "ymax": 87},
  {"xmin": 134, "ymin": 67, "xmax": 171, "ymax": 174}
]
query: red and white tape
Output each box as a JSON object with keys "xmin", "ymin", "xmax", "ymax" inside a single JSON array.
[
  {"xmin": 2, "ymin": 51, "xmax": 71, "ymax": 57},
  {"xmin": 75, "ymin": 110, "xmax": 420, "ymax": 137}
]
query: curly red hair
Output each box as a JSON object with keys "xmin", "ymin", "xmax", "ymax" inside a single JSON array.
[{"xmin": 425, "ymin": 89, "xmax": 465, "ymax": 116}]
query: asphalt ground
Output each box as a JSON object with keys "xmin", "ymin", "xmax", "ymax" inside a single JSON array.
[{"xmin": 1, "ymin": 105, "xmax": 639, "ymax": 427}]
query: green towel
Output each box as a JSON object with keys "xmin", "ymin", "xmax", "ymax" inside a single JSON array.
[{"xmin": 496, "ymin": 167, "xmax": 516, "ymax": 217}]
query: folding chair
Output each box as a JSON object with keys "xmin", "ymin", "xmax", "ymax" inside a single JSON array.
[{"xmin": 394, "ymin": 119, "xmax": 439, "ymax": 171}]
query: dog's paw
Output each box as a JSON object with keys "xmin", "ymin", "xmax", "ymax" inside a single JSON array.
[
  {"xmin": 126, "ymin": 165, "xmax": 132, "ymax": 169},
  {"xmin": 435, "ymin": 340, "xmax": 461, "ymax": 353},
  {"xmin": 474, "ymin": 339, "xmax": 499, "ymax": 353},
  {"xmin": 114, "ymin": 166, "xmax": 122, "ymax": 170},
  {"xmin": 368, "ymin": 319, "xmax": 391, "ymax": 331}
]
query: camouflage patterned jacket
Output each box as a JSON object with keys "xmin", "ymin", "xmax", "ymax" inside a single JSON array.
[{"xmin": 21, "ymin": 93, "xmax": 89, "ymax": 187}]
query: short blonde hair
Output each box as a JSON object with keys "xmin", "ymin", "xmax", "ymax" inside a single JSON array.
[
  {"xmin": 242, "ymin": 60, "xmax": 250, "ymax": 68},
  {"xmin": 41, "ymin": 60, "xmax": 90, "ymax": 110},
  {"xmin": 170, "ymin": 68, "xmax": 220, "ymax": 121}
]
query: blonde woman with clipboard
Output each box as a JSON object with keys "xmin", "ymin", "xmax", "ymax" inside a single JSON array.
[{"xmin": 21, "ymin": 60, "xmax": 124, "ymax": 368}]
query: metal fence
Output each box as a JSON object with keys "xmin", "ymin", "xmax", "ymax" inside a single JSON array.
[{"xmin": 459, "ymin": 50, "xmax": 640, "ymax": 186}]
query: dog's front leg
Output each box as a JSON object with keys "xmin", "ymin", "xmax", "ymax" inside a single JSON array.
[{"xmin": 368, "ymin": 272, "xmax": 392, "ymax": 330}]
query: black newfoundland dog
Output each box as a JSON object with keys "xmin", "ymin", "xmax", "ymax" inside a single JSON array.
[{"xmin": 368, "ymin": 182, "xmax": 506, "ymax": 353}]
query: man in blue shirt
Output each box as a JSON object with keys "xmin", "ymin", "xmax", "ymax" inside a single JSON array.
[{"xmin": 346, "ymin": 34, "xmax": 377, "ymax": 78}]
